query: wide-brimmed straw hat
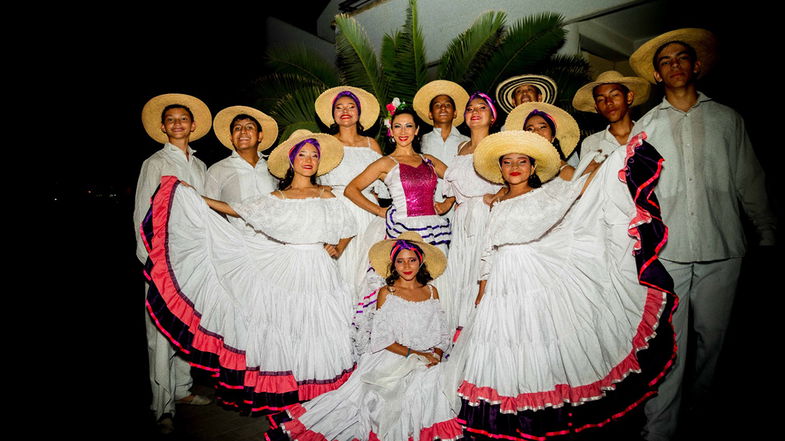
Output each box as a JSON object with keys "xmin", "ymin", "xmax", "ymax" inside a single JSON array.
[
  {"xmin": 267, "ymin": 129, "xmax": 344, "ymax": 178},
  {"xmin": 315, "ymin": 86, "xmax": 380, "ymax": 130},
  {"xmin": 213, "ymin": 105, "xmax": 279, "ymax": 151},
  {"xmin": 572, "ymin": 70, "xmax": 651, "ymax": 113},
  {"xmin": 495, "ymin": 74, "xmax": 557, "ymax": 114},
  {"xmin": 503, "ymin": 102, "xmax": 579, "ymax": 158},
  {"xmin": 629, "ymin": 28, "xmax": 717, "ymax": 84},
  {"xmin": 368, "ymin": 232, "xmax": 447, "ymax": 279},
  {"xmin": 141, "ymin": 93, "xmax": 212, "ymax": 144},
  {"xmin": 473, "ymin": 130, "xmax": 561, "ymax": 185},
  {"xmin": 412, "ymin": 80, "xmax": 470, "ymax": 126}
]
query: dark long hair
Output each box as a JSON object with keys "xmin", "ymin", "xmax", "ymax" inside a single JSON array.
[
  {"xmin": 385, "ymin": 241, "xmax": 433, "ymax": 286},
  {"xmin": 388, "ymin": 106, "xmax": 423, "ymax": 153}
]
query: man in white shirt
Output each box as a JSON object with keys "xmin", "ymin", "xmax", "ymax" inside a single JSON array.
[
  {"xmin": 204, "ymin": 105, "xmax": 278, "ymax": 233},
  {"xmin": 413, "ymin": 80, "xmax": 471, "ymax": 168},
  {"xmin": 134, "ymin": 93, "xmax": 213, "ymax": 433},
  {"xmin": 630, "ymin": 29, "xmax": 777, "ymax": 441},
  {"xmin": 413, "ymin": 80, "xmax": 471, "ymax": 238},
  {"xmin": 570, "ymin": 70, "xmax": 650, "ymax": 179}
]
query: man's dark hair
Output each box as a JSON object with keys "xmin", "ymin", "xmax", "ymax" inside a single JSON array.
[{"xmin": 161, "ymin": 104, "xmax": 194, "ymax": 123}]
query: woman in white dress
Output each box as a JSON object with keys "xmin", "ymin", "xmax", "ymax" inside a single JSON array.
[
  {"xmin": 143, "ymin": 130, "xmax": 358, "ymax": 415},
  {"xmin": 315, "ymin": 86, "xmax": 387, "ymax": 302},
  {"xmin": 265, "ymin": 232, "xmax": 463, "ymax": 441},
  {"xmin": 444, "ymin": 130, "xmax": 676, "ymax": 439},
  {"xmin": 440, "ymin": 92, "xmax": 502, "ymax": 336}
]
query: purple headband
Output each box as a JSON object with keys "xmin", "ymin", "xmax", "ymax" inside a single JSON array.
[
  {"xmin": 288, "ymin": 138, "xmax": 321, "ymax": 164},
  {"xmin": 333, "ymin": 90, "xmax": 362, "ymax": 116},
  {"xmin": 390, "ymin": 240, "xmax": 424, "ymax": 263},
  {"xmin": 525, "ymin": 109, "xmax": 557, "ymax": 134},
  {"xmin": 467, "ymin": 91, "xmax": 498, "ymax": 122}
]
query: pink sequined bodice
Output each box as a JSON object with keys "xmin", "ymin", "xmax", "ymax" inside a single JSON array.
[{"xmin": 384, "ymin": 159, "xmax": 438, "ymax": 217}]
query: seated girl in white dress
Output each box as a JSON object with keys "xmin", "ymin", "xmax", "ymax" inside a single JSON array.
[{"xmin": 264, "ymin": 232, "xmax": 463, "ymax": 441}]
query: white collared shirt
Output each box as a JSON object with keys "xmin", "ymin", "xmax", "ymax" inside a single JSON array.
[
  {"xmin": 637, "ymin": 93, "xmax": 776, "ymax": 262},
  {"xmin": 421, "ymin": 126, "xmax": 470, "ymax": 168},
  {"xmin": 422, "ymin": 126, "xmax": 470, "ymax": 201},
  {"xmin": 204, "ymin": 151, "xmax": 277, "ymax": 232},
  {"xmin": 572, "ymin": 122, "xmax": 637, "ymax": 179},
  {"xmin": 133, "ymin": 143, "xmax": 207, "ymax": 263}
]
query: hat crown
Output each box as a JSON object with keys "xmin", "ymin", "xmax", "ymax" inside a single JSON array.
[
  {"xmin": 596, "ymin": 70, "xmax": 625, "ymax": 82},
  {"xmin": 288, "ymin": 129, "xmax": 315, "ymax": 141}
]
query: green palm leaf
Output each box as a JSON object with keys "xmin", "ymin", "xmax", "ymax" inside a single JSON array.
[
  {"xmin": 536, "ymin": 54, "xmax": 591, "ymax": 111},
  {"xmin": 265, "ymin": 44, "xmax": 340, "ymax": 88},
  {"xmin": 382, "ymin": 0, "xmax": 427, "ymax": 104},
  {"xmin": 268, "ymin": 87, "xmax": 323, "ymax": 130},
  {"xmin": 252, "ymin": 72, "xmax": 325, "ymax": 112},
  {"xmin": 471, "ymin": 12, "xmax": 566, "ymax": 94},
  {"xmin": 438, "ymin": 10, "xmax": 506, "ymax": 88},
  {"xmin": 335, "ymin": 13, "xmax": 388, "ymax": 110}
]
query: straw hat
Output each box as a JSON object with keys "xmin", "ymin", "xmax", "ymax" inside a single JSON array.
[
  {"xmin": 629, "ymin": 28, "xmax": 717, "ymax": 84},
  {"xmin": 473, "ymin": 130, "xmax": 561, "ymax": 185},
  {"xmin": 412, "ymin": 80, "xmax": 470, "ymax": 126},
  {"xmin": 495, "ymin": 74, "xmax": 557, "ymax": 114},
  {"xmin": 368, "ymin": 232, "xmax": 447, "ymax": 279},
  {"xmin": 141, "ymin": 93, "xmax": 212, "ymax": 144},
  {"xmin": 267, "ymin": 129, "xmax": 344, "ymax": 178},
  {"xmin": 503, "ymin": 102, "xmax": 580, "ymax": 158},
  {"xmin": 572, "ymin": 70, "xmax": 651, "ymax": 113},
  {"xmin": 315, "ymin": 86, "xmax": 381, "ymax": 130},
  {"xmin": 212, "ymin": 106, "xmax": 279, "ymax": 151}
]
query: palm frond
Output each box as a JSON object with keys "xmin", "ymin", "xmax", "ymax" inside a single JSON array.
[
  {"xmin": 471, "ymin": 12, "xmax": 566, "ymax": 94},
  {"xmin": 264, "ymin": 86, "xmax": 323, "ymax": 136},
  {"xmin": 265, "ymin": 45, "xmax": 340, "ymax": 88},
  {"xmin": 381, "ymin": 0, "xmax": 427, "ymax": 104},
  {"xmin": 250, "ymin": 72, "xmax": 324, "ymax": 117},
  {"xmin": 438, "ymin": 10, "xmax": 507, "ymax": 87},
  {"xmin": 535, "ymin": 54, "xmax": 591, "ymax": 111},
  {"xmin": 334, "ymin": 13, "xmax": 388, "ymax": 106}
]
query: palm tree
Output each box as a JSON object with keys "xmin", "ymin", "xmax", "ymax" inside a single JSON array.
[{"xmin": 251, "ymin": 0, "xmax": 590, "ymax": 148}]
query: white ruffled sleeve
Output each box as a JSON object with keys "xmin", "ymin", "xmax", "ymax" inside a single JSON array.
[
  {"xmin": 369, "ymin": 302, "xmax": 397, "ymax": 353},
  {"xmin": 487, "ymin": 177, "xmax": 587, "ymax": 247}
]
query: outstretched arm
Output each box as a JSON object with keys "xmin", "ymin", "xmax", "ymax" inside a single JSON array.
[{"xmin": 203, "ymin": 196, "xmax": 240, "ymax": 217}]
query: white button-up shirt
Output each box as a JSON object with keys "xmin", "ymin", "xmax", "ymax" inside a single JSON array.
[
  {"xmin": 422, "ymin": 126, "xmax": 470, "ymax": 201},
  {"xmin": 637, "ymin": 93, "xmax": 776, "ymax": 262},
  {"xmin": 133, "ymin": 143, "xmax": 207, "ymax": 264},
  {"xmin": 421, "ymin": 127, "xmax": 470, "ymax": 168},
  {"xmin": 204, "ymin": 151, "xmax": 277, "ymax": 232},
  {"xmin": 572, "ymin": 123, "xmax": 637, "ymax": 178}
]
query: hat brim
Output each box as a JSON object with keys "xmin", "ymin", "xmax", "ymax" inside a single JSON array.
[
  {"xmin": 502, "ymin": 102, "xmax": 579, "ymax": 157},
  {"xmin": 368, "ymin": 232, "xmax": 447, "ymax": 279},
  {"xmin": 315, "ymin": 86, "xmax": 380, "ymax": 130},
  {"xmin": 474, "ymin": 130, "xmax": 561, "ymax": 185},
  {"xmin": 572, "ymin": 74, "xmax": 651, "ymax": 113},
  {"xmin": 142, "ymin": 93, "xmax": 212, "ymax": 144},
  {"xmin": 495, "ymin": 74, "xmax": 558, "ymax": 114},
  {"xmin": 267, "ymin": 130, "xmax": 344, "ymax": 178},
  {"xmin": 630, "ymin": 28, "xmax": 717, "ymax": 84},
  {"xmin": 213, "ymin": 106, "xmax": 279, "ymax": 151},
  {"xmin": 412, "ymin": 80, "xmax": 470, "ymax": 126}
]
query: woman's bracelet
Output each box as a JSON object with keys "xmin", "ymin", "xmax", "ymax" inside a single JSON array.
[{"xmin": 405, "ymin": 347, "xmax": 411, "ymax": 357}]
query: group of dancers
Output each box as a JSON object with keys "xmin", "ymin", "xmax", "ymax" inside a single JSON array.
[{"xmin": 136, "ymin": 27, "xmax": 775, "ymax": 441}]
